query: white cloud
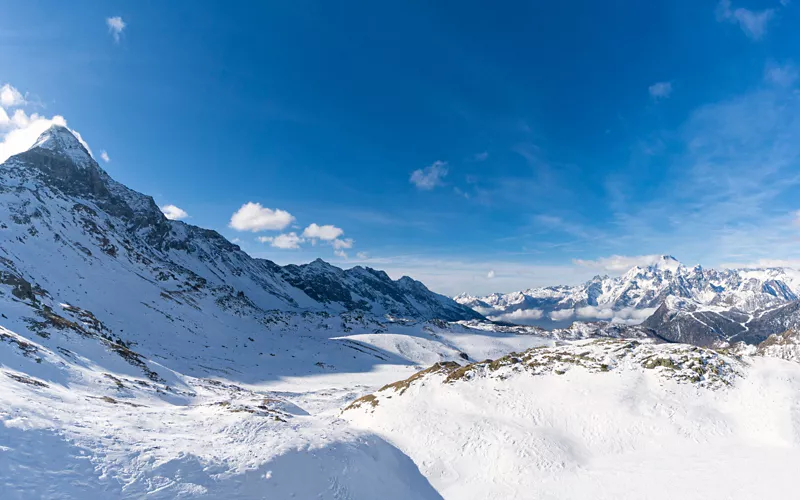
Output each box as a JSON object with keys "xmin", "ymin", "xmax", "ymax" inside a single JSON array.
[
  {"xmin": 332, "ymin": 238, "xmax": 354, "ymax": 250},
  {"xmin": 161, "ymin": 204, "xmax": 188, "ymax": 220},
  {"xmin": 716, "ymin": 0, "xmax": 774, "ymax": 40},
  {"xmin": 487, "ymin": 270, "xmax": 496, "ymax": 279},
  {"xmin": 0, "ymin": 84, "xmax": 25, "ymax": 108},
  {"xmin": 334, "ymin": 249, "xmax": 348, "ymax": 259},
  {"xmin": 258, "ymin": 232, "xmax": 304, "ymax": 249},
  {"xmin": 229, "ymin": 202, "xmax": 294, "ymax": 232},
  {"xmin": 100, "ymin": 150, "xmax": 110, "ymax": 163},
  {"xmin": 488, "ymin": 308, "xmax": 544, "ymax": 323},
  {"xmin": 410, "ymin": 160, "xmax": 448, "ymax": 190},
  {"xmin": 487, "ymin": 305, "xmax": 656, "ymax": 326},
  {"xmin": 302, "ymin": 223, "xmax": 344, "ymax": 241},
  {"xmin": 549, "ymin": 309, "xmax": 575, "ymax": 321},
  {"xmin": 106, "ymin": 16, "xmax": 126, "ymax": 43},
  {"xmin": 648, "ymin": 81, "xmax": 672, "ymax": 99},
  {"xmin": 764, "ymin": 62, "xmax": 799, "ymax": 88},
  {"xmin": 572, "ymin": 255, "xmax": 668, "ymax": 273},
  {"xmin": 573, "ymin": 305, "xmax": 657, "ymax": 325},
  {"xmin": 356, "ymin": 252, "xmax": 369, "ymax": 259}
]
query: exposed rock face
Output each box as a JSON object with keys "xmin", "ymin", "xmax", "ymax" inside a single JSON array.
[{"xmin": 757, "ymin": 329, "xmax": 800, "ymax": 363}]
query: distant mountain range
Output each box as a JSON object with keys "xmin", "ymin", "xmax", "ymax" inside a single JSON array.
[{"xmin": 455, "ymin": 255, "xmax": 800, "ymax": 346}]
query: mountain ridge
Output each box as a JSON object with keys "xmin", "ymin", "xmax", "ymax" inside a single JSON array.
[
  {"xmin": 1, "ymin": 125, "xmax": 482, "ymax": 324},
  {"xmin": 455, "ymin": 255, "xmax": 800, "ymax": 346}
]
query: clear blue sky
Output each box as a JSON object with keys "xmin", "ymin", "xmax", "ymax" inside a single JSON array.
[{"xmin": 3, "ymin": 0, "xmax": 800, "ymax": 295}]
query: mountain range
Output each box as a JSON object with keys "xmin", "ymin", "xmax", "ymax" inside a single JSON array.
[{"xmin": 455, "ymin": 255, "xmax": 800, "ymax": 346}]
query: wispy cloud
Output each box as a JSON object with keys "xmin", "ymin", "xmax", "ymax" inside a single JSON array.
[
  {"xmin": 410, "ymin": 161, "xmax": 448, "ymax": 190},
  {"xmin": 106, "ymin": 16, "xmax": 126, "ymax": 43},
  {"xmin": 648, "ymin": 81, "xmax": 672, "ymax": 99},
  {"xmin": 100, "ymin": 150, "xmax": 110, "ymax": 163},
  {"xmin": 606, "ymin": 79, "xmax": 800, "ymax": 268},
  {"xmin": 716, "ymin": 0, "xmax": 774, "ymax": 40},
  {"xmin": 764, "ymin": 61, "xmax": 799, "ymax": 88},
  {"xmin": 573, "ymin": 255, "xmax": 671, "ymax": 273}
]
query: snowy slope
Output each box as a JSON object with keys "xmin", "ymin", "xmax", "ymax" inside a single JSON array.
[{"xmin": 344, "ymin": 338, "xmax": 800, "ymax": 500}]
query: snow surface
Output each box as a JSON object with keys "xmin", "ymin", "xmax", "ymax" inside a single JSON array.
[{"xmin": 345, "ymin": 340, "xmax": 800, "ymax": 499}]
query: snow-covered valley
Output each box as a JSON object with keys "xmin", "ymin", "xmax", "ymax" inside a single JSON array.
[{"xmin": 2, "ymin": 125, "xmax": 800, "ymax": 499}]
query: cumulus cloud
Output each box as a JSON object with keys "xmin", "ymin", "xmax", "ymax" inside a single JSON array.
[
  {"xmin": 648, "ymin": 81, "xmax": 673, "ymax": 99},
  {"xmin": 0, "ymin": 84, "xmax": 25, "ymax": 108},
  {"xmin": 356, "ymin": 252, "xmax": 369, "ymax": 259},
  {"xmin": 161, "ymin": 204, "xmax": 188, "ymax": 220},
  {"xmin": 716, "ymin": 0, "xmax": 774, "ymax": 40},
  {"xmin": 572, "ymin": 255, "xmax": 668, "ymax": 273},
  {"xmin": 487, "ymin": 270, "xmax": 496, "ymax": 279},
  {"xmin": 106, "ymin": 16, "xmax": 126, "ymax": 42},
  {"xmin": 229, "ymin": 202, "xmax": 294, "ymax": 232},
  {"xmin": 258, "ymin": 232, "xmax": 304, "ymax": 249},
  {"xmin": 100, "ymin": 150, "xmax": 110, "ymax": 163},
  {"xmin": 334, "ymin": 249, "xmax": 348, "ymax": 259},
  {"xmin": 410, "ymin": 160, "xmax": 448, "ymax": 190},
  {"xmin": 302, "ymin": 223, "xmax": 344, "ymax": 241}
]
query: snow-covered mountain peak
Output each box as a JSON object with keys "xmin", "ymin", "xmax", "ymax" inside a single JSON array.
[{"xmin": 30, "ymin": 124, "xmax": 95, "ymax": 169}]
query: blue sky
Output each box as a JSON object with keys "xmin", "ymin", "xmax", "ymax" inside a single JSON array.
[{"xmin": 3, "ymin": 0, "xmax": 800, "ymax": 295}]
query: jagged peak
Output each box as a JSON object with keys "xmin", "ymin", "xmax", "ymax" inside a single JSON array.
[{"xmin": 30, "ymin": 124, "xmax": 95, "ymax": 169}]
